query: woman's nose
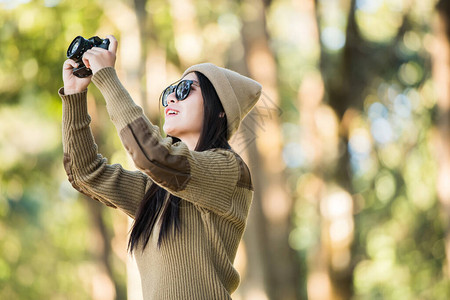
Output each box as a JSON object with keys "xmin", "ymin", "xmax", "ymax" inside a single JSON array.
[{"xmin": 167, "ymin": 93, "xmax": 178, "ymax": 104}]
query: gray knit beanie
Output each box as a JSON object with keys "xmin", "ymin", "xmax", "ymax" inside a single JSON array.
[{"xmin": 182, "ymin": 63, "xmax": 262, "ymax": 140}]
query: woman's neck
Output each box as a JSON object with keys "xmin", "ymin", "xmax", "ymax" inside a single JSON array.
[{"xmin": 179, "ymin": 133, "xmax": 200, "ymax": 151}]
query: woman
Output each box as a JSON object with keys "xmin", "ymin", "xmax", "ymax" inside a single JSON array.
[{"xmin": 59, "ymin": 35, "xmax": 261, "ymax": 299}]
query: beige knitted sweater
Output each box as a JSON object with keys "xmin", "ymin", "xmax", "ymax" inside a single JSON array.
[{"xmin": 59, "ymin": 67, "xmax": 254, "ymax": 300}]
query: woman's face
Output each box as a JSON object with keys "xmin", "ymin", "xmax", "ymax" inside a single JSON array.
[{"xmin": 162, "ymin": 72, "xmax": 204, "ymax": 142}]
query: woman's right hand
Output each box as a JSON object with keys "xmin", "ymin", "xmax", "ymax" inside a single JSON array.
[{"xmin": 62, "ymin": 59, "xmax": 92, "ymax": 95}]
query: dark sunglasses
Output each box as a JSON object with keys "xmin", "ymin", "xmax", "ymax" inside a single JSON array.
[{"xmin": 160, "ymin": 79, "xmax": 199, "ymax": 107}]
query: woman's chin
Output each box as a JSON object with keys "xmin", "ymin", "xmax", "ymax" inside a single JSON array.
[{"xmin": 163, "ymin": 124, "xmax": 178, "ymax": 137}]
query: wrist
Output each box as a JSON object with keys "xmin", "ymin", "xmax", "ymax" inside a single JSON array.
[
  {"xmin": 92, "ymin": 65, "xmax": 113, "ymax": 76},
  {"xmin": 63, "ymin": 76, "xmax": 91, "ymax": 95},
  {"xmin": 63, "ymin": 86, "xmax": 85, "ymax": 95}
]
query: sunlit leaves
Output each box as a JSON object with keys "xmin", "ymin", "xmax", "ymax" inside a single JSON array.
[
  {"xmin": 287, "ymin": 0, "xmax": 448, "ymax": 298},
  {"xmin": 0, "ymin": 106, "xmax": 60, "ymax": 170},
  {"xmin": 0, "ymin": 1, "xmax": 110, "ymax": 299},
  {"xmin": 398, "ymin": 61, "xmax": 424, "ymax": 86},
  {"xmin": 355, "ymin": 0, "xmax": 405, "ymax": 43}
]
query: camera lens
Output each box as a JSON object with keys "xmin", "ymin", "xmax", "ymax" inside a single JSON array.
[
  {"xmin": 67, "ymin": 36, "xmax": 91, "ymax": 60},
  {"xmin": 69, "ymin": 41, "xmax": 80, "ymax": 55}
]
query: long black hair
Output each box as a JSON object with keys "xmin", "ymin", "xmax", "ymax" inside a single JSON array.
[{"xmin": 128, "ymin": 71, "xmax": 230, "ymax": 253}]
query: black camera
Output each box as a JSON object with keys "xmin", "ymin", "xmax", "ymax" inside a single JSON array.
[{"xmin": 66, "ymin": 36, "xmax": 110, "ymax": 78}]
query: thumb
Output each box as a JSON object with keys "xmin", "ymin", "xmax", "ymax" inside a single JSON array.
[{"xmin": 106, "ymin": 35, "xmax": 118, "ymax": 54}]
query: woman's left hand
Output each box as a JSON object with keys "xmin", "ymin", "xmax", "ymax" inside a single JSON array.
[{"xmin": 82, "ymin": 34, "xmax": 118, "ymax": 75}]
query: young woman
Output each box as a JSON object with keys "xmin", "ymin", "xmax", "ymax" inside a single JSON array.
[{"xmin": 59, "ymin": 35, "xmax": 261, "ymax": 299}]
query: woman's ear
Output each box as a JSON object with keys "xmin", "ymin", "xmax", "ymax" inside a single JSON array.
[{"xmin": 219, "ymin": 112, "xmax": 225, "ymax": 118}]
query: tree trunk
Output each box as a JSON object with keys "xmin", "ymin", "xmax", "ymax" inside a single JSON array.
[
  {"xmin": 433, "ymin": 0, "xmax": 450, "ymax": 278},
  {"xmin": 83, "ymin": 196, "xmax": 122, "ymax": 300},
  {"xmin": 169, "ymin": 0, "xmax": 202, "ymax": 68},
  {"xmin": 313, "ymin": 0, "xmax": 361, "ymax": 298},
  {"xmin": 232, "ymin": 0, "xmax": 300, "ymax": 299},
  {"xmin": 101, "ymin": 0, "xmax": 146, "ymax": 108},
  {"xmin": 133, "ymin": 0, "xmax": 150, "ymax": 112},
  {"xmin": 100, "ymin": 1, "xmax": 150, "ymax": 299}
]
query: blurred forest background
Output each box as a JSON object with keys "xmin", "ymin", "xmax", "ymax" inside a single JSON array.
[{"xmin": 1, "ymin": 0, "xmax": 450, "ymax": 299}]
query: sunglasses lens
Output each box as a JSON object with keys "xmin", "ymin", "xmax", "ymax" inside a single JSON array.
[
  {"xmin": 161, "ymin": 80, "xmax": 194, "ymax": 106},
  {"xmin": 176, "ymin": 81, "xmax": 191, "ymax": 100},
  {"xmin": 162, "ymin": 86, "xmax": 175, "ymax": 106}
]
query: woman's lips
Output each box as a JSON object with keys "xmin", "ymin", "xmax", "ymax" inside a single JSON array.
[{"xmin": 165, "ymin": 107, "xmax": 180, "ymax": 117}]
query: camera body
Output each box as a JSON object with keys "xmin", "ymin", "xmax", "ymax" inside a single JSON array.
[{"xmin": 67, "ymin": 36, "xmax": 110, "ymax": 78}]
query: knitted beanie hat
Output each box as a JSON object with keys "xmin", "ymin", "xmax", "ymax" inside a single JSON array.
[{"xmin": 182, "ymin": 63, "xmax": 262, "ymax": 140}]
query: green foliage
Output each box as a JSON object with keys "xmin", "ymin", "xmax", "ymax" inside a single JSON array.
[
  {"xmin": 280, "ymin": 0, "xmax": 450, "ymax": 299},
  {"xmin": 0, "ymin": 1, "xmax": 120, "ymax": 299}
]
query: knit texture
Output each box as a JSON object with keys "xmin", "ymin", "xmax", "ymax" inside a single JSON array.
[
  {"xmin": 182, "ymin": 63, "xmax": 262, "ymax": 139},
  {"xmin": 60, "ymin": 67, "xmax": 254, "ymax": 299}
]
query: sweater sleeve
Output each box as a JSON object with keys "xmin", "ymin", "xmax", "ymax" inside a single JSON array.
[
  {"xmin": 92, "ymin": 67, "xmax": 253, "ymax": 216},
  {"xmin": 60, "ymin": 87, "xmax": 152, "ymax": 218}
]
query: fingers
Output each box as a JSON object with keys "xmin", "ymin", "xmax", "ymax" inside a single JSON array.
[
  {"xmin": 85, "ymin": 47, "xmax": 106, "ymax": 54},
  {"xmin": 82, "ymin": 54, "xmax": 91, "ymax": 69},
  {"xmin": 106, "ymin": 35, "xmax": 118, "ymax": 53},
  {"xmin": 63, "ymin": 59, "xmax": 78, "ymax": 70},
  {"xmin": 82, "ymin": 48, "xmax": 106, "ymax": 68},
  {"xmin": 82, "ymin": 45, "xmax": 116, "ymax": 74},
  {"xmin": 62, "ymin": 58, "xmax": 92, "ymax": 93}
]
